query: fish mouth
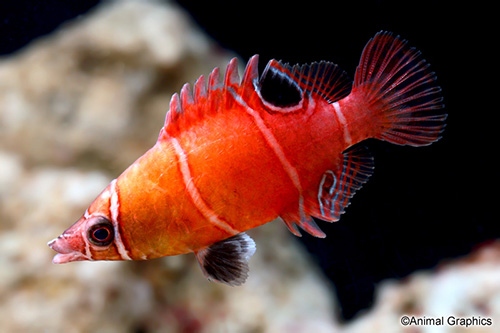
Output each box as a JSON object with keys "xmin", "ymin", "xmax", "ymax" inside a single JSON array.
[
  {"xmin": 51, "ymin": 252, "xmax": 86, "ymax": 264},
  {"xmin": 47, "ymin": 236, "xmax": 87, "ymax": 264}
]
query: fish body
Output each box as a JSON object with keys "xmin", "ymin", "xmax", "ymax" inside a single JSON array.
[{"xmin": 49, "ymin": 32, "xmax": 445, "ymax": 285}]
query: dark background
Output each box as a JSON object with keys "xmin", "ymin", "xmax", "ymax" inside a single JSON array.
[{"xmin": 1, "ymin": 0, "xmax": 493, "ymax": 322}]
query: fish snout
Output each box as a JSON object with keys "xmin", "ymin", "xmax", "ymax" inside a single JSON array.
[
  {"xmin": 47, "ymin": 224, "xmax": 88, "ymax": 264},
  {"xmin": 47, "ymin": 235, "xmax": 73, "ymax": 254}
]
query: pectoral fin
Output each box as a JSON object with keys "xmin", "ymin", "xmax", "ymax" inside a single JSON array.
[{"xmin": 194, "ymin": 233, "xmax": 256, "ymax": 286}]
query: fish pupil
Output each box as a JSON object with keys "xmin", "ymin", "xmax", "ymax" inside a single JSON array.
[
  {"xmin": 259, "ymin": 71, "xmax": 302, "ymax": 107},
  {"xmin": 93, "ymin": 227, "xmax": 109, "ymax": 241}
]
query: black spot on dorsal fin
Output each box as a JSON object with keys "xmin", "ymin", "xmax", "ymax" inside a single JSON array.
[
  {"xmin": 194, "ymin": 233, "xmax": 256, "ymax": 286},
  {"xmin": 261, "ymin": 59, "xmax": 352, "ymax": 105},
  {"xmin": 259, "ymin": 62, "xmax": 303, "ymax": 108}
]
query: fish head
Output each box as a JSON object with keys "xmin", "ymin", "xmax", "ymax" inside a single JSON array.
[{"xmin": 48, "ymin": 182, "xmax": 124, "ymax": 263}]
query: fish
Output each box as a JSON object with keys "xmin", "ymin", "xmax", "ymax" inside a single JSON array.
[{"xmin": 48, "ymin": 31, "xmax": 446, "ymax": 286}]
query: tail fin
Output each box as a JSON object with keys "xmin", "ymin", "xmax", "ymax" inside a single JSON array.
[{"xmin": 354, "ymin": 31, "xmax": 446, "ymax": 146}]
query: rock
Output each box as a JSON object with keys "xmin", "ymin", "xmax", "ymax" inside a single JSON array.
[
  {"xmin": 0, "ymin": 0, "xmax": 234, "ymax": 174},
  {"xmin": 344, "ymin": 242, "xmax": 500, "ymax": 333}
]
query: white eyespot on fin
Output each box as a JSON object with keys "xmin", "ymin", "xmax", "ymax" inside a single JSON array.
[
  {"xmin": 194, "ymin": 233, "xmax": 256, "ymax": 286},
  {"xmin": 281, "ymin": 146, "xmax": 374, "ymax": 237},
  {"xmin": 313, "ymin": 145, "xmax": 374, "ymax": 222}
]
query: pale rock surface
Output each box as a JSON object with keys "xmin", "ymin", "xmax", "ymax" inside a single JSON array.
[
  {"xmin": 345, "ymin": 242, "xmax": 500, "ymax": 333},
  {"xmin": 0, "ymin": 0, "xmax": 233, "ymax": 174}
]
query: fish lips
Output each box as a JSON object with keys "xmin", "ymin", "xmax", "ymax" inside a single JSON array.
[
  {"xmin": 48, "ymin": 219, "xmax": 88, "ymax": 264},
  {"xmin": 51, "ymin": 251, "xmax": 86, "ymax": 264},
  {"xmin": 47, "ymin": 237, "xmax": 87, "ymax": 264}
]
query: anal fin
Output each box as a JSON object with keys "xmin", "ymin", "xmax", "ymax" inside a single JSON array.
[
  {"xmin": 283, "ymin": 146, "xmax": 374, "ymax": 238},
  {"xmin": 281, "ymin": 213, "xmax": 326, "ymax": 238},
  {"xmin": 194, "ymin": 233, "xmax": 256, "ymax": 286},
  {"xmin": 280, "ymin": 146, "xmax": 373, "ymax": 238},
  {"xmin": 311, "ymin": 145, "xmax": 374, "ymax": 222}
]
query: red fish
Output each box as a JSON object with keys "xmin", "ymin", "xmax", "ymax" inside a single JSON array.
[{"xmin": 48, "ymin": 31, "xmax": 445, "ymax": 286}]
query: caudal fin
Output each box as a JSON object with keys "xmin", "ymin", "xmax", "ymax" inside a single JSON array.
[{"xmin": 354, "ymin": 31, "xmax": 446, "ymax": 146}]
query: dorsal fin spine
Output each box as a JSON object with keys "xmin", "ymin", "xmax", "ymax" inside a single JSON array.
[
  {"xmin": 163, "ymin": 93, "xmax": 182, "ymax": 135},
  {"xmin": 240, "ymin": 55, "xmax": 259, "ymax": 101},
  {"xmin": 224, "ymin": 58, "xmax": 240, "ymax": 87},
  {"xmin": 223, "ymin": 58, "xmax": 241, "ymax": 108},
  {"xmin": 241, "ymin": 55, "xmax": 259, "ymax": 87},
  {"xmin": 193, "ymin": 75, "xmax": 207, "ymax": 103},
  {"xmin": 207, "ymin": 67, "xmax": 221, "ymax": 116},
  {"xmin": 180, "ymin": 83, "xmax": 193, "ymax": 110},
  {"xmin": 208, "ymin": 67, "xmax": 221, "ymax": 91},
  {"xmin": 170, "ymin": 93, "xmax": 182, "ymax": 119}
]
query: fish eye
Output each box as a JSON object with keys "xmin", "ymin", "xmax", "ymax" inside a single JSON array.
[{"xmin": 87, "ymin": 217, "xmax": 114, "ymax": 247}]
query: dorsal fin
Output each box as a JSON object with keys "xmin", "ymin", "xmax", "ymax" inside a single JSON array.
[
  {"xmin": 264, "ymin": 59, "xmax": 352, "ymax": 103},
  {"xmin": 161, "ymin": 57, "xmax": 260, "ymax": 138},
  {"xmin": 160, "ymin": 55, "xmax": 349, "ymax": 138},
  {"xmin": 258, "ymin": 61, "xmax": 303, "ymax": 108}
]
